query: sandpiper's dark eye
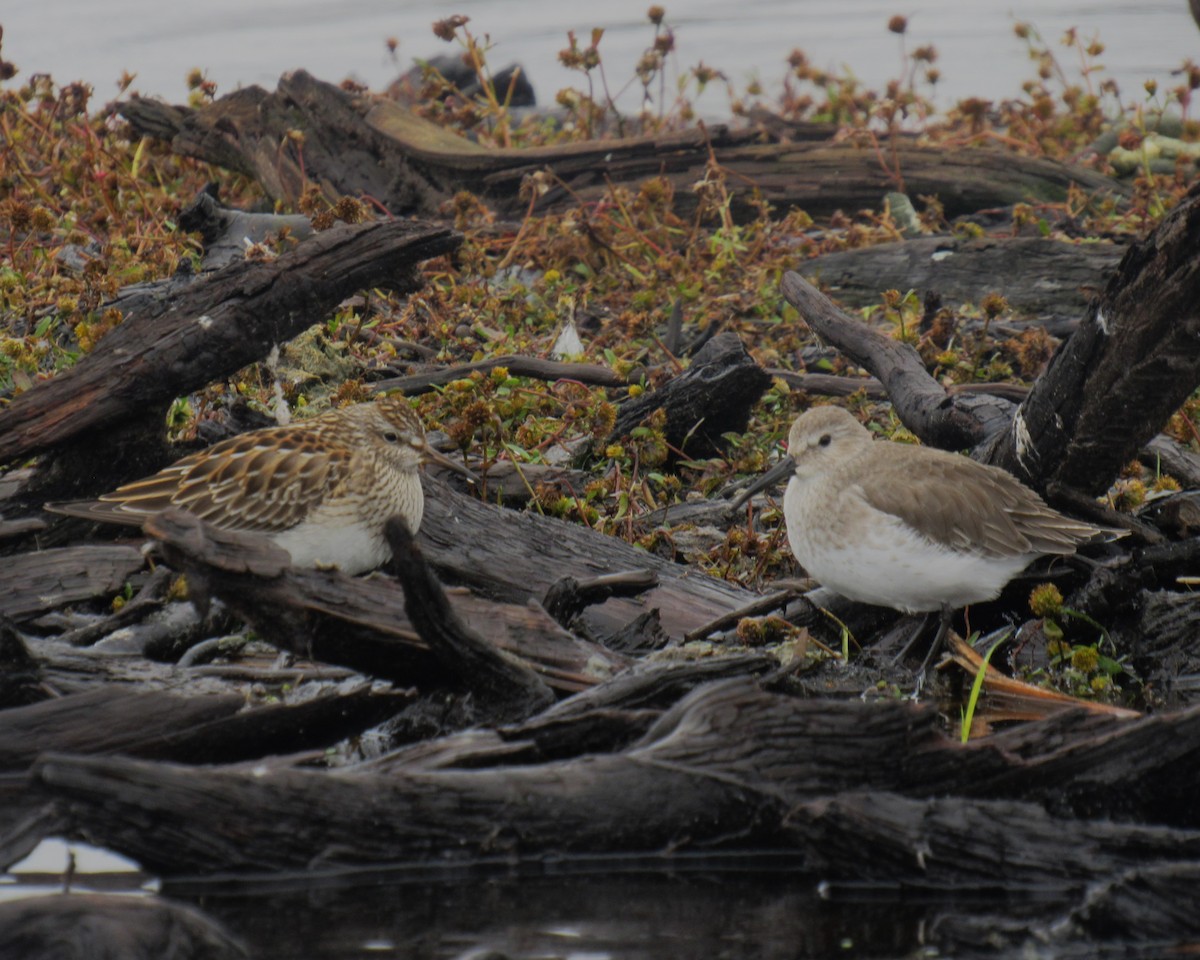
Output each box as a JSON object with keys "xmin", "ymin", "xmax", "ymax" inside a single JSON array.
[
  {"xmin": 818, "ymin": 434, "xmax": 832, "ymax": 447},
  {"xmin": 383, "ymin": 431, "xmax": 399, "ymax": 443}
]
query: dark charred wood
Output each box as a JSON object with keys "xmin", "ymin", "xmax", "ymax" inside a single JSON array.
[
  {"xmin": 385, "ymin": 515, "xmax": 554, "ymax": 723},
  {"xmin": 911, "ymin": 703, "xmax": 1200, "ymax": 828},
  {"xmin": 25, "ymin": 680, "xmax": 1200, "ymax": 882},
  {"xmin": 0, "ymin": 219, "xmax": 461, "ymax": 496},
  {"xmin": 179, "ymin": 187, "xmax": 314, "ymax": 270},
  {"xmin": 132, "ymin": 684, "xmax": 415, "ymax": 765},
  {"xmin": 1072, "ymin": 863, "xmax": 1200, "ymax": 940},
  {"xmin": 541, "ymin": 569, "xmax": 659, "ymax": 628},
  {"xmin": 608, "ymin": 332, "xmax": 771, "ymax": 461},
  {"xmin": 0, "ymin": 619, "xmax": 44, "ymax": 707},
  {"xmin": 0, "ymin": 893, "xmax": 248, "ymax": 960},
  {"xmin": 1065, "ymin": 535, "xmax": 1200, "ymax": 627},
  {"xmin": 119, "ymin": 71, "xmax": 1128, "ymax": 224},
  {"xmin": 26, "ymin": 682, "xmax": 941, "ymax": 874},
  {"xmin": 141, "ymin": 508, "xmax": 627, "ymax": 694},
  {"xmin": 595, "ymin": 609, "xmax": 670, "ymax": 654},
  {"xmin": 1132, "ymin": 590, "xmax": 1200, "ymax": 656},
  {"xmin": 985, "ymin": 182, "xmax": 1200, "ymax": 494},
  {"xmin": 778, "ymin": 790, "xmax": 1200, "ymax": 888},
  {"xmin": 803, "ymin": 236, "xmax": 1123, "ymax": 332},
  {"xmin": 370, "ymin": 653, "xmax": 777, "ymax": 773},
  {"xmin": 0, "ymin": 687, "xmax": 242, "ymax": 771}
]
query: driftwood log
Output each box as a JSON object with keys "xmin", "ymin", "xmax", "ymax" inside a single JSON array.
[
  {"xmin": 783, "ymin": 187, "xmax": 1200, "ymax": 503},
  {"xmin": 21, "ymin": 681, "xmax": 1200, "ymax": 878},
  {"xmin": 803, "ymin": 235, "xmax": 1124, "ymax": 333},
  {"xmin": 141, "ymin": 508, "xmax": 627, "ymax": 701},
  {"xmin": 984, "ymin": 180, "xmax": 1200, "ymax": 495},
  {"xmin": 117, "ymin": 71, "xmax": 1129, "ymax": 223},
  {"xmin": 0, "ymin": 218, "xmax": 459, "ymax": 502},
  {"xmin": 780, "ymin": 270, "xmax": 1014, "ymax": 451}
]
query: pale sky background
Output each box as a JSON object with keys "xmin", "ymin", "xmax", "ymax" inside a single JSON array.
[{"xmin": 2, "ymin": 0, "xmax": 1196, "ymax": 112}]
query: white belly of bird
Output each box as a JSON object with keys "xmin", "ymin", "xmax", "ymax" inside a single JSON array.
[
  {"xmin": 269, "ymin": 472, "xmax": 424, "ymax": 576},
  {"xmin": 271, "ymin": 519, "xmax": 392, "ymax": 575},
  {"xmin": 785, "ymin": 478, "xmax": 1033, "ymax": 613}
]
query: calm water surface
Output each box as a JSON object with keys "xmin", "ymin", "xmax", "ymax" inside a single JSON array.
[{"xmin": 3, "ymin": 0, "xmax": 1197, "ymax": 111}]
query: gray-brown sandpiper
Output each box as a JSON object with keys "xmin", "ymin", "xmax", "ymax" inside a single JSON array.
[
  {"xmin": 46, "ymin": 393, "xmax": 474, "ymax": 575},
  {"xmin": 742, "ymin": 405, "xmax": 1124, "ymax": 666}
]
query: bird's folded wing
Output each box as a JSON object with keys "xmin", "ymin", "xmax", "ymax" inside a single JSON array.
[
  {"xmin": 858, "ymin": 453, "xmax": 1099, "ymax": 558},
  {"xmin": 45, "ymin": 432, "xmax": 354, "ymax": 534}
]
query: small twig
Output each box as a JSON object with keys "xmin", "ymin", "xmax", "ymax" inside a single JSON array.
[
  {"xmin": 684, "ymin": 588, "xmax": 803, "ymax": 642},
  {"xmin": 59, "ymin": 568, "xmax": 172, "ymax": 648},
  {"xmin": 373, "ymin": 354, "xmax": 625, "ymax": 396}
]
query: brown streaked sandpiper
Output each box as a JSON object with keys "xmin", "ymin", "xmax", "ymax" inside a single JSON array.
[
  {"xmin": 46, "ymin": 393, "xmax": 475, "ymax": 575},
  {"xmin": 741, "ymin": 406, "xmax": 1125, "ymax": 669}
]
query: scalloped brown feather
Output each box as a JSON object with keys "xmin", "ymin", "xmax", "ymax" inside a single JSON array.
[{"xmin": 46, "ymin": 395, "xmax": 426, "ymax": 534}]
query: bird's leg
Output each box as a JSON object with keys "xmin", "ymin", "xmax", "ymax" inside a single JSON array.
[
  {"xmin": 893, "ymin": 610, "xmax": 938, "ymax": 664},
  {"xmin": 916, "ymin": 603, "xmax": 953, "ymax": 677}
]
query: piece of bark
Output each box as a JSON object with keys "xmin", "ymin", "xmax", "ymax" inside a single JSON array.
[
  {"xmin": 385, "ymin": 515, "xmax": 554, "ymax": 723},
  {"xmin": 609, "ymin": 331, "xmax": 771, "ymax": 460},
  {"xmin": 541, "ymin": 570, "xmax": 659, "ymax": 628},
  {"xmin": 142, "ymin": 508, "xmax": 627, "ymax": 693},
  {"xmin": 985, "ymin": 181, "xmax": 1200, "ymax": 493},
  {"xmin": 803, "ymin": 236, "xmax": 1123, "ymax": 332},
  {"xmin": 0, "ymin": 893, "xmax": 248, "ymax": 960},
  {"xmin": 0, "ymin": 219, "xmax": 460, "ymax": 490},
  {"xmin": 119, "ymin": 71, "xmax": 1129, "ymax": 224},
  {"xmin": 0, "ymin": 545, "xmax": 145, "ymax": 623}
]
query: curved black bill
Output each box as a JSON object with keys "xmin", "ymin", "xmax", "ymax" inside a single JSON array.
[{"xmin": 729, "ymin": 454, "xmax": 796, "ymax": 513}]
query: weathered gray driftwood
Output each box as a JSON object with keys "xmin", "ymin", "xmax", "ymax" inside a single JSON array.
[
  {"xmin": 23, "ymin": 681, "xmax": 1200, "ymax": 879},
  {"xmin": 803, "ymin": 235, "xmax": 1123, "ymax": 332},
  {"xmin": 118, "ymin": 71, "xmax": 1129, "ymax": 223}
]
